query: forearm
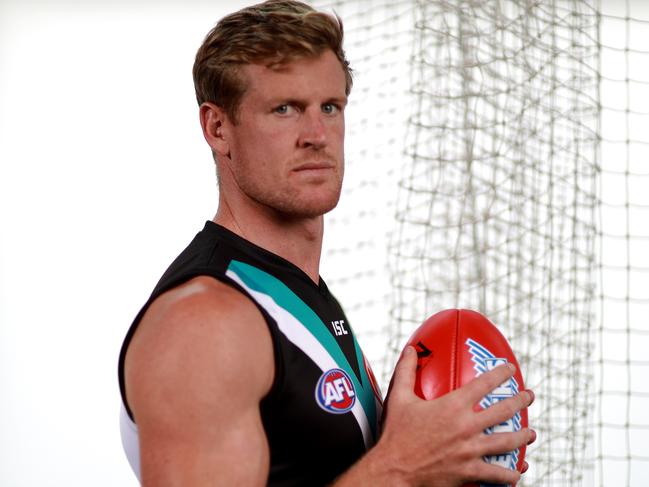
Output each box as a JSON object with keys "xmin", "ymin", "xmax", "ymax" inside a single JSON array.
[
  {"xmin": 331, "ymin": 441, "xmax": 411, "ymax": 487},
  {"xmin": 331, "ymin": 348, "xmax": 533, "ymax": 487}
]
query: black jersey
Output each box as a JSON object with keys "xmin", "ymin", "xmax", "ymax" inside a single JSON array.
[{"xmin": 118, "ymin": 222, "xmax": 383, "ymax": 486}]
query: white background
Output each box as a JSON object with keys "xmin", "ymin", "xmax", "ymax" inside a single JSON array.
[
  {"xmin": 0, "ymin": 1, "xmax": 249, "ymax": 485},
  {"xmin": 2, "ymin": 1, "xmax": 647, "ymax": 486}
]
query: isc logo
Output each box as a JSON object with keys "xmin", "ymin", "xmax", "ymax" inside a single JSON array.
[
  {"xmin": 315, "ymin": 368, "xmax": 356, "ymax": 414},
  {"xmin": 331, "ymin": 320, "xmax": 348, "ymax": 336}
]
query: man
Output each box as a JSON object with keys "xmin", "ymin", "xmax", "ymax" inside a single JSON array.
[{"xmin": 118, "ymin": 1, "xmax": 535, "ymax": 485}]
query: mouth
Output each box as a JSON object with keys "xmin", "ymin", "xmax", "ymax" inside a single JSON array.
[{"xmin": 293, "ymin": 161, "xmax": 335, "ymax": 172}]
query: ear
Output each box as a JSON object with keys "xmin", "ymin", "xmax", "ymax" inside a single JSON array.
[{"xmin": 199, "ymin": 102, "xmax": 231, "ymax": 159}]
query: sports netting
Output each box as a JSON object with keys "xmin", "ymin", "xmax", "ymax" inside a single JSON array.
[
  {"xmin": 317, "ymin": 0, "xmax": 649, "ymax": 485},
  {"xmin": 596, "ymin": 1, "xmax": 649, "ymax": 485}
]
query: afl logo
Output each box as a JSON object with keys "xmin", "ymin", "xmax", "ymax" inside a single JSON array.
[{"xmin": 315, "ymin": 368, "xmax": 356, "ymax": 414}]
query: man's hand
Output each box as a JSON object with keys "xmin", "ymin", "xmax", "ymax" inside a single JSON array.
[{"xmin": 335, "ymin": 346, "xmax": 535, "ymax": 487}]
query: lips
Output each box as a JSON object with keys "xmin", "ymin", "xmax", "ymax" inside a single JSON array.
[{"xmin": 293, "ymin": 161, "xmax": 335, "ymax": 171}]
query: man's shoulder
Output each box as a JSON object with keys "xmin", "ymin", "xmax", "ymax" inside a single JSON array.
[
  {"xmin": 149, "ymin": 275, "xmax": 257, "ymax": 322},
  {"xmin": 125, "ymin": 276, "xmax": 275, "ymax": 410},
  {"xmin": 136, "ymin": 276, "xmax": 270, "ymax": 353},
  {"xmin": 123, "ymin": 275, "xmax": 276, "ymax": 479}
]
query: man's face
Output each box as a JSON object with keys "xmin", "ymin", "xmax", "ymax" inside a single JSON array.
[{"xmin": 220, "ymin": 50, "xmax": 347, "ymax": 219}]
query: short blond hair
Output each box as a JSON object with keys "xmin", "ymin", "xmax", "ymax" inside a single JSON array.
[{"xmin": 192, "ymin": 0, "xmax": 352, "ymax": 123}]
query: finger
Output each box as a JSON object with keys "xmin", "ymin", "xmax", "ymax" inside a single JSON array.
[
  {"xmin": 388, "ymin": 345, "xmax": 418, "ymax": 401},
  {"xmin": 469, "ymin": 458, "xmax": 521, "ymax": 486},
  {"xmin": 460, "ymin": 363, "xmax": 515, "ymax": 404},
  {"xmin": 521, "ymin": 461, "xmax": 529, "ymax": 474},
  {"xmin": 526, "ymin": 388, "xmax": 536, "ymax": 406},
  {"xmin": 477, "ymin": 390, "xmax": 533, "ymax": 430},
  {"xmin": 479, "ymin": 428, "xmax": 535, "ymax": 457}
]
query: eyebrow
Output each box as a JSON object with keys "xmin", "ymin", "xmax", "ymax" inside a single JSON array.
[
  {"xmin": 327, "ymin": 96, "xmax": 349, "ymax": 106},
  {"xmin": 269, "ymin": 96, "xmax": 348, "ymax": 107}
]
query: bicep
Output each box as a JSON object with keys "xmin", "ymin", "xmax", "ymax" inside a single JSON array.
[
  {"xmin": 125, "ymin": 277, "xmax": 275, "ymax": 486},
  {"xmin": 138, "ymin": 402, "xmax": 270, "ymax": 486}
]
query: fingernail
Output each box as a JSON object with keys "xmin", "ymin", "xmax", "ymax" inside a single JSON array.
[
  {"xmin": 527, "ymin": 429, "xmax": 537, "ymax": 445},
  {"xmin": 507, "ymin": 362, "xmax": 516, "ymax": 373},
  {"xmin": 526, "ymin": 389, "xmax": 535, "ymax": 405},
  {"xmin": 521, "ymin": 461, "xmax": 529, "ymax": 474},
  {"xmin": 403, "ymin": 345, "xmax": 415, "ymax": 357}
]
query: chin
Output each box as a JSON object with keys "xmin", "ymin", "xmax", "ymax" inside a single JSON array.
[
  {"xmin": 287, "ymin": 199, "xmax": 340, "ymax": 219},
  {"xmin": 274, "ymin": 191, "xmax": 341, "ymax": 219}
]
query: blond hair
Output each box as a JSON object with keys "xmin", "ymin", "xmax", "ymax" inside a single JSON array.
[{"xmin": 193, "ymin": 0, "xmax": 352, "ymax": 123}]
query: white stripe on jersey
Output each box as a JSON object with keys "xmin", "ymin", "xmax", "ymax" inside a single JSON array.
[
  {"xmin": 120, "ymin": 403, "xmax": 141, "ymax": 482},
  {"xmin": 226, "ymin": 268, "xmax": 373, "ymax": 449}
]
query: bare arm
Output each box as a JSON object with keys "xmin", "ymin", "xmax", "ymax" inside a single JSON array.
[
  {"xmin": 125, "ymin": 276, "xmax": 532, "ymax": 487},
  {"xmin": 333, "ymin": 346, "xmax": 535, "ymax": 487},
  {"xmin": 124, "ymin": 276, "xmax": 275, "ymax": 486}
]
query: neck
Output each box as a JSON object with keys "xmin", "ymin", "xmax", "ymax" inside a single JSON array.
[{"xmin": 214, "ymin": 199, "xmax": 324, "ymax": 284}]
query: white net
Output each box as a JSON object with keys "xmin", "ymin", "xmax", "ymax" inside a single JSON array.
[
  {"xmin": 319, "ymin": 0, "xmax": 415, "ymax": 382},
  {"xmin": 389, "ymin": 1, "xmax": 599, "ymax": 485},
  {"xmin": 317, "ymin": 0, "xmax": 649, "ymax": 485},
  {"xmin": 596, "ymin": 1, "xmax": 649, "ymax": 485}
]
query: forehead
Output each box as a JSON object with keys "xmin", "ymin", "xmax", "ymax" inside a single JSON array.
[{"xmin": 239, "ymin": 50, "xmax": 347, "ymax": 103}]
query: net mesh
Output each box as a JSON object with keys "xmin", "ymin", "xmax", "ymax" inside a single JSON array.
[
  {"xmin": 387, "ymin": 2, "xmax": 599, "ymax": 485},
  {"xmin": 316, "ymin": 0, "xmax": 649, "ymax": 485},
  {"xmin": 596, "ymin": 1, "xmax": 649, "ymax": 485},
  {"xmin": 319, "ymin": 0, "xmax": 415, "ymax": 381}
]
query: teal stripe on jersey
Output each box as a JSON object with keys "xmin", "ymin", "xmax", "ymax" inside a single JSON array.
[{"xmin": 228, "ymin": 259, "xmax": 378, "ymax": 439}]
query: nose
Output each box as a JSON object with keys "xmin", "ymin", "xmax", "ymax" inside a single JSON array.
[{"xmin": 298, "ymin": 109, "xmax": 327, "ymax": 149}]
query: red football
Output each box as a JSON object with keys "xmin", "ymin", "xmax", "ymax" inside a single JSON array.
[{"xmin": 405, "ymin": 309, "xmax": 528, "ymax": 486}]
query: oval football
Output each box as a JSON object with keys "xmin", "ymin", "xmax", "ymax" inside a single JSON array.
[{"xmin": 405, "ymin": 309, "xmax": 528, "ymax": 486}]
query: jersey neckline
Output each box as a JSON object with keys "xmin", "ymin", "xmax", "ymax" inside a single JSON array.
[{"xmin": 204, "ymin": 221, "xmax": 330, "ymax": 296}]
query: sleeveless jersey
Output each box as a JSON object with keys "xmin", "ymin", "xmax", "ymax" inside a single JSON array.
[{"xmin": 118, "ymin": 222, "xmax": 383, "ymax": 486}]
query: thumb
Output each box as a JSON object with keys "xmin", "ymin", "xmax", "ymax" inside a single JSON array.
[{"xmin": 388, "ymin": 345, "xmax": 418, "ymax": 401}]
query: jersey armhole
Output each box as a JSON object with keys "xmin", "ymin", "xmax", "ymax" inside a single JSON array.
[{"xmin": 117, "ymin": 270, "xmax": 285, "ymax": 423}]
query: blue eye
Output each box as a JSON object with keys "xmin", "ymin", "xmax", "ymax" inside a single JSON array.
[
  {"xmin": 322, "ymin": 103, "xmax": 337, "ymax": 114},
  {"xmin": 274, "ymin": 104, "xmax": 292, "ymax": 115}
]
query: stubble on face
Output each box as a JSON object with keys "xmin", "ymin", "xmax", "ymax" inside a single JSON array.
[
  {"xmin": 222, "ymin": 51, "xmax": 347, "ymax": 221},
  {"xmin": 242, "ymin": 149, "xmax": 344, "ymax": 219}
]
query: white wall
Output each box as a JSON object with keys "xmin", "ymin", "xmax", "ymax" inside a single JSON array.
[
  {"xmin": 0, "ymin": 2, "xmax": 248, "ymax": 485},
  {"xmin": 2, "ymin": 1, "xmax": 647, "ymax": 486}
]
